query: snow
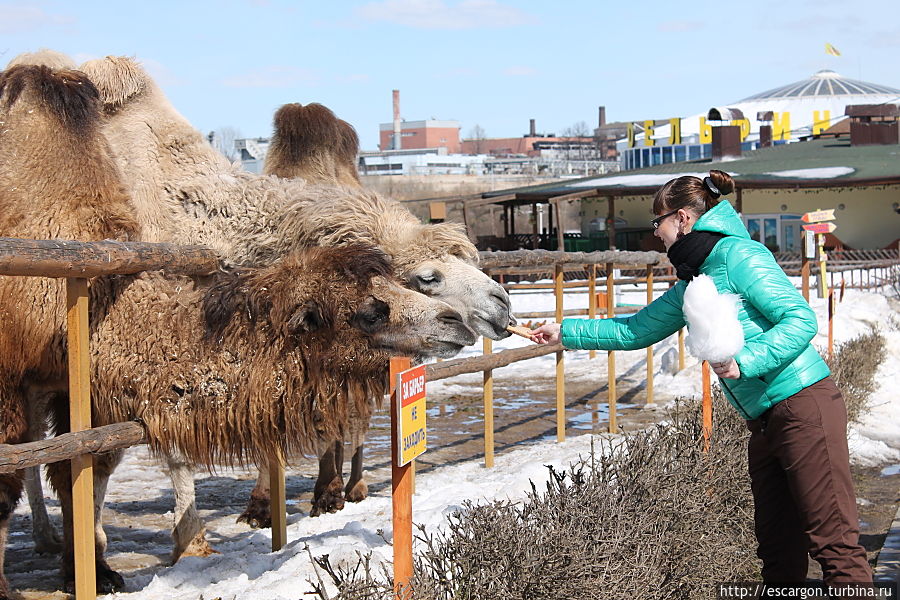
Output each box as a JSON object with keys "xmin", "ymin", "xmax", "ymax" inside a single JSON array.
[
  {"xmin": 763, "ymin": 166, "xmax": 855, "ymax": 179},
  {"xmin": 568, "ymin": 172, "xmax": 738, "ymax": 188},
  {"xmin": 13, "ymin": 279, "xmax": 900, "ymax": 599}
]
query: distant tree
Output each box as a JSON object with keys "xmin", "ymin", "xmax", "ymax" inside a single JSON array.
[
  {"xmin": 468, "ymin": 124, "xmax": 486, "ymax": 154},
  {"xmin": 560, "ymin": 121, "xmax": 593, "ymax": 161},
  {"xmin": 208, "ymin": 126, "xmax": 242, "ymax": 162}
]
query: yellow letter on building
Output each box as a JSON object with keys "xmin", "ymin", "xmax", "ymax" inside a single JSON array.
[
  {"xmin": 813, "ymin": 110, "xmax": 831, "ymax": 136},
  {"xmin": 699, "ymin": 116, "xmax": 712, "ymax": 143},
  {"xmin": 643, "ymin": 120, "xmax": 655, "ymax": 147},
  {"xmin": 668, "ymin": 117, "xmax": 682, "ymax": 145},
  {"xmin": 772, "ymin": 112, "xmax": 791, "ymax": 141},
  {"xmin": 627, "ymin": 122, "xmax": 635, "ymax": 148},
  {"xmin": 732, "ymin": 119, "xmax": 750, "ymax": 141}
]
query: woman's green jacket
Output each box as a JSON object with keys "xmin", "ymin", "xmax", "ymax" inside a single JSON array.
[{"xmin": 560, "ymin": 200, "xmax": 829, "ymax": 419}]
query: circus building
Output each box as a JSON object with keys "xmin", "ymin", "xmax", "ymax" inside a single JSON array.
[{"xmin": 619, "ymin": 70, "xmax": 900, "ymax": 170}]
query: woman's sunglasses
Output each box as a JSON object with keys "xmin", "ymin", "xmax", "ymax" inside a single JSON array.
[{"xmin": 650, "ymin": 209, "xmax": 679, "ymax": 230}]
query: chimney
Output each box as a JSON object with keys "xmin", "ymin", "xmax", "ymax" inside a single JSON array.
[
  {"xmin": 708, "ymin": 107, "xmax": 744, "ymax": 160},
  {"xmin": 392, "ymin": 89, "xmax": 401, "ymax": 150},
  {"xmin": 598, "ymin": 106, "xmax": 606, "ymax": 128},
  {"xmin": 757, "ymin": 111, "xmax": 773, "ymax": 148},
  {"xmin": 529, "ymin": 118, "xmax": 536, "ymax": 137},
  {"xmin": 846, "ymin": 104, "xmax": 900, "ymax": 146}
]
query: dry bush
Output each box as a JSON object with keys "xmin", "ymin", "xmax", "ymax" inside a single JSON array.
[
  {"xmin": 824, "ymin": 330, "xmax": 886, "ymax": 423},
  {"xmin": 309, "ymin": 394, "xmax": 757, "ymax": 600}
]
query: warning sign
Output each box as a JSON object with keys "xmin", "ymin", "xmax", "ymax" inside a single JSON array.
[{"xmin": 395, "ymin": 364, "xmax": 427, "ymax": 467}]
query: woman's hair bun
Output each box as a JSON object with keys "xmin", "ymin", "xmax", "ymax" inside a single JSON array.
[{"xmin": 708, "ymin": 170, "xmax": 735, "ymax": 196}]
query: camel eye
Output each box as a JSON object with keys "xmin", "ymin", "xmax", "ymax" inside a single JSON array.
[{"xmin": 417, "ymin": 273, "xmax": 441, "ymax": 286}]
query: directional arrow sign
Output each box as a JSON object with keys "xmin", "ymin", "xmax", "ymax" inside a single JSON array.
[
  {"xmin": 801, "ymin": 209, "xmax": 836, "ymax": 223},
  {"xmin": 802, "ymin": 222, "xmax": 837, "ymax": 234}
]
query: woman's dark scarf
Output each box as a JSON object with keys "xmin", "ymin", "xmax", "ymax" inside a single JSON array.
[{"xmin": 667, "ymin": 231, "xmax": 726, "ymax": 281}]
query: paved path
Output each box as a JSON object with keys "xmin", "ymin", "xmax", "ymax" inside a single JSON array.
[{"xmin": 875, "ymin": 492, "xmax": 900, "ymax": 585}]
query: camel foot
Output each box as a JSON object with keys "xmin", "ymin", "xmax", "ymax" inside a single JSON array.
[
  {"xmin": 173, "ymin": 530, "xmax": 218, "ymax": 562},
  {"xmin": 236, "ymin": 493, "xmax": 272, "ymax": 529},
  {"xmin": 310, "ymin": 479, "xmax": 344, "ymax": 517},
  {"xmin": 64, "ymin": 562, "xmax": 125, "ymax": 594},
  {"xmin": 344, "ymin": 479, "xmax": 368, "ymax": 503},
  {"xmin": 32, "ymin": 527, "xmax": 63, "ymax": 554}
]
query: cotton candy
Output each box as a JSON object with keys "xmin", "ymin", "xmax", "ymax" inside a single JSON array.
[{"xmin": 682, "ymin": 274, "xmax": 744, "ymax": 363}]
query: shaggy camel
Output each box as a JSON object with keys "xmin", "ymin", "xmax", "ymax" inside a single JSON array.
[
  {"xmin": 0, "ymin": 64, "xmax": 141, "ymax": 598},
  {"xmin": 42, "ymin": 242, "xmax": 474, "ymax": 592},
  {"xmin": 76, "ymin": 56, "xmax": 513, "ymax": 519}
]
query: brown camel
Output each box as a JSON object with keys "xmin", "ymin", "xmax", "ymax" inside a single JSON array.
[{"xmin": 0, "ymin": 64, "xmax": 141, "ymax": 598}]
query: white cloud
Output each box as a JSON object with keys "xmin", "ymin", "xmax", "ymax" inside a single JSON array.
[
  {"xmin": 503, "ymin": 65, "xmax": 537, "ymax": 77},
  {"xmin": 140, "ymin": 58, "xmax": 187, "ymax": 87},
  {"xmin": 0, "ymin": 3, "xmax": 75, "ymax": 33},
  {"xmin": 355, "ymin": 0, "xmax": 534, "ymax": 30},
  {"xmin": 656, "ymin": 20, "xmax": 704, "ymax": 33},
  {"xmin": 222, "ymin": 66, "xmax": 320, "ymax": 88}
]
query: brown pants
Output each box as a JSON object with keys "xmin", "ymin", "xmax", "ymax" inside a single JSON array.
[{"xmin": 746, "ymin": 377, "xmax": 872, "ymax": 585}]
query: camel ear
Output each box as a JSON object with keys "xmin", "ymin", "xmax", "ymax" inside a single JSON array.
[{"xmin": 286, "ymin": 301, "xmax": 325, "ymax": 335}]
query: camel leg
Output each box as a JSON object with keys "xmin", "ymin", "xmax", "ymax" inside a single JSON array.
[
  {"xmin": 310, "ymin": 440, "xmax": 345, "ymax": 517},
  {"xmin": 165, "ymin": 452, "xmax": 215, "ymax": 562},
  {"xmin": 0, "ymin": 474, "xmax": 24, "ymax": 600},
  {"xmin": 24, "ymin": 466, "xmax": 62, "ymax": 554},
  {"xmin": 46, "ymin": 451, "xmax": 125, "ymax": 594},
  {"xmin": 344, "ymin": 440, "xmax": 368, "ymax": 504},
  {"xmin": 236, "ymin": 461, "xmax": 272, "ymax": 529},
  {"xmin": 24, "ymin": 391, "xmax": 62, "ymax": 554}
]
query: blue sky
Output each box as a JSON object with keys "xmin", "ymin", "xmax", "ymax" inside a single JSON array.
[{"xmin": 3, "ymin": 0, "xmax": 898, "ymax": 150}]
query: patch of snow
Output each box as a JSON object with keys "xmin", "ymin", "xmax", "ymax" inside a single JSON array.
[{"xmin": 764, "ymin": 166, "xmax": 854, "ymax": 179}]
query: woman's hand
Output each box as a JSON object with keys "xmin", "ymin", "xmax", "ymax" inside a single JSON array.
[
  {"xmin": 710, "ymin": 358, "xmax": 741, "ymax": 379},
  {"xmin": 530, "ymin": 323, "xmax": 562, "ymax": 345}
]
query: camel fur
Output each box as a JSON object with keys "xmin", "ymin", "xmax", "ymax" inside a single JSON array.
[{"xmin": 263, "ymin": 102, "xmax": 361, "ymax": 187}]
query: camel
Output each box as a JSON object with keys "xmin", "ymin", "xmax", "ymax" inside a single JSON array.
[
  {"xmin": 0, "ymin": 62, "xmax": 476, "ymax": 596},
  {"xmin": 0, "ymin": 63, "xmax": 141, "ymax": 599}
]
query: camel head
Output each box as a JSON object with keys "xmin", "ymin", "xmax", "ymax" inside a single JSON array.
[
  {"xmin": 203, "ymin": 244, "xmax": 476, "ymax": 366},
  {"xmin": 387, "ymin": 221, "xmax": 514, "ymax": 341}
]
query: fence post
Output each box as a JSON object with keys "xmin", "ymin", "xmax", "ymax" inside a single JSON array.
[
  {"xmin": 555, "ymin": 264, "xmax": 565, "ymax": 442},
  {"xmin": 390, "ymin": 357, "xmax": 413, "ymax": 599},
  {"xmin": 269, "ymin": 451, "xmax": 287, "ymax": 551},
  {"xmin": 645, "ymin": 265, "xmax": 654, "ymax": 406},
  {"xmin": 66, "ymin": 277, "xmax": 96, "ymax": 600},
  {"xmin": 606, "ymin": 263, "xmax": 617, "ymax": 433},
  {"xmin": 483, "ymin": 337, "xmax": 494, "ymax": 468},
  {"xmin": 588, "ymin": 264, "xmax": 597, "ymax": 360},
  {"xmin": 702, "ymin": 361, "xmax": 712, "ymax": 452},
  {"xmin": 828, "ymin": 289, "xmax": 835, "ymax": 362}
]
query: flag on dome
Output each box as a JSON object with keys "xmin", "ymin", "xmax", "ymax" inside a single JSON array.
[{"xmin": 825, "ymin": 43, "xmax": 841, "ymax": 56}]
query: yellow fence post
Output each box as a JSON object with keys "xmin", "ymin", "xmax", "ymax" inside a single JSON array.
[
  {"xmin": 483, "ymin": 337, "xmax": 494, "ymax": 468},
  {"xmin": 555, "ymin": 264, "xmax": 565, "ymax": 442},
  {"xmin": 66, "ymin": 277, "xmax": 96, "ymax": 600},
  {"xmin": 390, "ymin": 357, "xmax": 413, "ymax": 599},
  {"xmin": 269, "ymin": 451, "xmax": 287, "ymax": 551},
  {"xmin": 588, "ymin": 264, "xmax": 597, "ymax": 360},
  {"xmin": 645, "ymin": 265, "xmax": 654, "ymax": 406},
  {"xmin": 702, "ymin": 361, "xmax": 712, "ymax": 452},
  {"xmin": 606, "ymin": 263, "xmax": 617, "ymax": 433}
]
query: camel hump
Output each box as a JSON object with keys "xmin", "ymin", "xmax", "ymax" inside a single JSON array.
[
  {"xmin": 266, "ymin": 102, "xmax": 361, "ymax": 187},
  {"xmin": 272, "ymin": 102, "xmax": 360, "ymax": 162},
  {"xmin": 7, "ymin": 48, "xmax": 76, "ymax": 70},
  {"xmin": 78, "ymin": 55, "xmax": 147, "ymax": 112},
  {"xmin": 0, "ymin": 64, "xmax": 100, "ymax": 134}
]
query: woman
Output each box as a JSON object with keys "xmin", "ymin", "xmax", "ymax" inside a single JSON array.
[{"xmin": 531, "ymin": 170, "xmax": 872, "ymax": 585}]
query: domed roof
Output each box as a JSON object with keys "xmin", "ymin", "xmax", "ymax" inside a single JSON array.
[{"xmin": 739, "ymin": 70, "xmax": 900, "ymax": 101}]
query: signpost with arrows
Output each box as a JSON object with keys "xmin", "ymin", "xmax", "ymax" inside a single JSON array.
[{"xmin": 800, "ymin": 209, "xmax": 837, "ymax": 300}]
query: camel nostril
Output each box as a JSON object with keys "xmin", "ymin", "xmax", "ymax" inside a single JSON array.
[{"xmin": 438, "ymin": 310, "xmax": 465, "ymax": 327}]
